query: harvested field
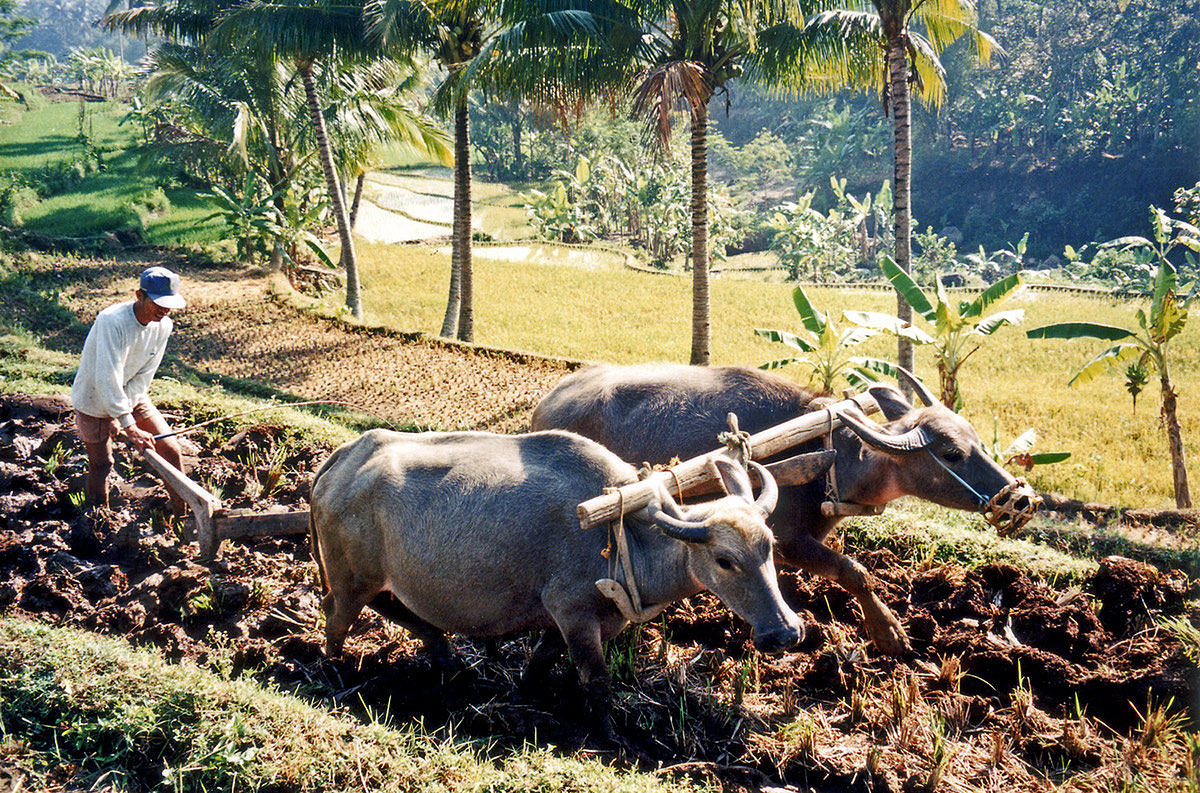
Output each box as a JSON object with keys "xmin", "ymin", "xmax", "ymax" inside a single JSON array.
[
  {"xmin": 40, "ymin": 256, "xmax": 577, "ymax": 434},
  {"xmin": 2, "ymin": 392, "xmax": 1197, "ymax": 793}
]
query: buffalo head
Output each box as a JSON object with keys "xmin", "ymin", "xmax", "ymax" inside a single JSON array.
[
  {"xmin": 835, "ymin": 371, "xmax": 1039, "ymax": 532},
  {"xmin": 636, "ymin": 458, "xmax": 802, "ymax": 652}
]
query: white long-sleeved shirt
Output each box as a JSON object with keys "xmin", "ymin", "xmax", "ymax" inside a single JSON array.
[{"xmin": 71, "ymin": 300, "xmax": 173, "ymax": 428}]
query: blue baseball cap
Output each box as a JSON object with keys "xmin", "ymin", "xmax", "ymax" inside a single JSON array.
[{"xmin": 140, "ymin": 266, "xmax": 186, "ymax": 309}]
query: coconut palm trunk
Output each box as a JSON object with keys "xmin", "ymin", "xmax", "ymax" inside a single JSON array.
[
  {"xmin": 441, "ymin": 92, "xmax": 473, "ymax": 340},
  {"xmin": 299, "ymin": 60, "xmax": 361, "ymax": 318},
  {"xmin": 349, "ymin": 171, "xmax": 365, "ymax": 230},
  {"xmin": 886, "ymin": 34, "xmax": 914, "ymax": 381},
  {"xmin": 1161, "ymin": 370, "xmax": 1192, "ymax": 508},
  {"xmin": 689, "ymin": 99, "xmax": 711, "ymax": 366}
]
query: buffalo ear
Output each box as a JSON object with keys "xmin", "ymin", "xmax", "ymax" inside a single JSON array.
[
  {"xmin": 868, "ymin": 385, "xmax": 913, "ymax": 421},
  {"xmin": 711, "ymin": 457, "xmax": 753, "ymax": 501}
]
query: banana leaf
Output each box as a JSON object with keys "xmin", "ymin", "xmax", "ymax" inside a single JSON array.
[
  {"xmin": 792, "ymin": 285, "xmax": 827, "ymax": 334},
  {"xmin": 1030, "ymin": 452, "xmax": 1072, "ymax": 464},
  {"xmin": 843, "ymin": 310, "xmax": 936, "ymax": 344},
  {"xmin": 754, "ymin": 328, "xmax": 818, "ymax": 353},
  {"xmin": 972, "ymin": 308, "xmax": 1025, "ymax": 335},
  {"xmin": 1025, "ymin": 322, "xmax": 1135, "ymax": 341},
  {"xmin": 963, "ymin": 272, "xmax": 1022, "ymax": 319},
  {"xmin": 839, "ymin": 326, "xmax": 878, "ymax": 347},
  {"xmin": 1068, "ymin": 342, "xmax": 1145, "ymax": 386},
  {"xmin": 880, "ymin": 255, "xmax": 936, "ymax": 323},
  {"xmin": 759, "ymin": 356, "xmax": 810, "ymax": 371},
  {"xmin": 1150, "ymin": 264, "xmax": 1177, "ymax": 334}
]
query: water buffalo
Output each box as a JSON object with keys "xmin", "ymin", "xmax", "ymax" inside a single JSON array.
[
  {"xmin": 309, "ymin": 428, "xmax": 801, "ymax": 727},
  {"xmin": 530, "ymin": 364, "xmax": 1038, "ymax": 654}
]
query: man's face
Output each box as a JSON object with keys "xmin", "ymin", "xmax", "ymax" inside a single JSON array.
[{"xmin": 135, "ymin": 290, "xmax": 172, "ymax": 323}]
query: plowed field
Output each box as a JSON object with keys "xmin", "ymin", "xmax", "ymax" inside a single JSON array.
[{"xmin": 2, "ymin": 392, "xmax": 1197, "ymax": 793}]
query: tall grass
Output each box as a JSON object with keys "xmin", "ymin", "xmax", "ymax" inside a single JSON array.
[{"xmin": 351, "ymin": 240, "xmax": 1200, "ymax": 508}]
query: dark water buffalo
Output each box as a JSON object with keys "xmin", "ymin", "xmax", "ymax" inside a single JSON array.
[
  {"xmin": 310, "ymin": 428, "xmax": 801, "ymax": 724},
  {"xmin": 531, "ymin": 364, "xmax": 1038, "ymax": 654}
]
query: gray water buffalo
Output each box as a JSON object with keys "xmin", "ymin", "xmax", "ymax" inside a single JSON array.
[
  {"xmin": 530, "ymin": 364, "xmax": 1039, "ymax": 655},
  {"xmin": 309, "ymin": 428, "xmax": 801, "ymax": 724}
]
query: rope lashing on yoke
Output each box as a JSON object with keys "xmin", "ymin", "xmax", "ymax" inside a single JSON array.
[
  {"xmin": 818, "ymin": 403, "xmax": 887, "ymax": 519},
  {"xmin": 596, "ymin": 413, "xmax": 753, "ymax": 624}
]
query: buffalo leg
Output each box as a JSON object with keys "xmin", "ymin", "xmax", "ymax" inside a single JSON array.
[
  {"xmin": 368, "ymin": 592, "xmax": 453, "ymax": 662},
  {"xmin": 783, "ymin": 533, "xmax": 909, "ymax": 654},
  {"xmin": 519, "ymin": 630, "xmax": 566, "ymax": 692},
  {"xmin": 556, "ymin": 619, "xmax": 630, "ymax": 746},
  {"xmin": 322, "ymin": 574, "xmax": 382, "ymax": 657}
]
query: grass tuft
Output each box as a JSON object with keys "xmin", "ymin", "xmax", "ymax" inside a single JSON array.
[{"xmin": 0, "ymin": 617, "xmax": 700, "ymax": 793}]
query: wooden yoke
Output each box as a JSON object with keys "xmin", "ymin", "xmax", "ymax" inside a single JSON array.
[{"xmin": 576, "ymin": 391, "xmax": 881, "ymax": 530}]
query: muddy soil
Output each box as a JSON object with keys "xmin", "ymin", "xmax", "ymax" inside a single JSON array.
[{"xmin": 2, "ymin": 393, "xmax": 1197, "ymax": 792}]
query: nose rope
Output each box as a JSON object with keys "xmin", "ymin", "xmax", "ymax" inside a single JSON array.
[{"xmin": 925, "ymin": 449, "xmax": 990, "ymax": 511}]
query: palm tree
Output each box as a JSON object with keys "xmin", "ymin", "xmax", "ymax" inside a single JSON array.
[
  {"xmin": 814, "ymin": 1, "xmax": 1000, "ymax": 379},
  {"xmin": 110, "ymin": 0, "xmax": 447, "ymax": 318},
  {"xmin": 466, "ymin": 1, "xmax": 879, "ymax": 364},
  {"xmin": 367, "ymin": 0, "xmax": 491, "ymax": 340},
  {"xmin": 210, "ymin": 0, "xmax": 372, "ymax": 317}
]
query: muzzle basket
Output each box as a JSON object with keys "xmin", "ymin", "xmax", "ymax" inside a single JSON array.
[{"xmin": 984, "ymin": 479, "xmax": 1041, "ymax": 536}]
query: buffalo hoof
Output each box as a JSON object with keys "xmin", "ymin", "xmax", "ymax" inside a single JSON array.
[{"xmin": 867, "ymin": 617, "xmax": 910, "ymax": 655}]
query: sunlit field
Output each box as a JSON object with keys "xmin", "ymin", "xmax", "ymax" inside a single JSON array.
[{"xmin": 350, "ymin": 239, "xmax": 1200, "ymax": 509}]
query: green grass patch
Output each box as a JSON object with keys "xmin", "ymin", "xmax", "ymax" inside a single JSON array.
[
  {"xmin": 842, "ymin": 500, "xmax": 1098, "ymax": 585},
  {"xmin": 0, "ymin": 617, "xmax": 697, "ymax": 793},
  {"xmin": 0, "ymin": 100, "xmax": 223, "ymax": 245}
]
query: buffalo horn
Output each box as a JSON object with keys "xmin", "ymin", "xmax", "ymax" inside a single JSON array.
[
  {"xmin": 749, "ymin": 461, "xmax": 778, "ymax": 517},
  {"xmin": 765, "ymin": 450, "xmax": 835, "ymax": 487},
  {"xmin": 838, "ymin": 408, "xmax": 934, "ymax": 455},
  {"xmin": 895, "ymin": 365, "xmax": 938, "ymax": 408},
  {"xmin": 644, "ymin": 502, "xmax": 712, "ymax": 544}
]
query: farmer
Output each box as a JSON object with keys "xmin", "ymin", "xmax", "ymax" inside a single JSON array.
[{"xmin": 71, "ymin": 266, "xmax": 188, "ymax": 515}]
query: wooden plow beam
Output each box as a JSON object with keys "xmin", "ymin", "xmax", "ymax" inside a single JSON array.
[
  {"xmin": 575, "ymin": 390, "xmax": 881, "ymax": 531},
  {"xmin": 137, "ymin": 448, "xmax": 309, "ymax": 559}
]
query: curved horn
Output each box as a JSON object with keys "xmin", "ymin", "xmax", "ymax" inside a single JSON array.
[
  {"xmin": 748, "ymin": 461, "xmax": 778, "ymax": 517},
  {"xmin": 642, "ymin": 501, "xmax": 712, "ymax": 544},
  {"xmin": 895, "ymin": 365, "xmax": 938, "ymax": 407},
  {"xmin": 838, "ymin": 408, "xmax": 934, "ymax": 455}
]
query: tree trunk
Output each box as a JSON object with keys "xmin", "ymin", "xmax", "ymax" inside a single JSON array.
[
  {"xmin": 349, "ymin": 171, "xmax": 365, "ymax": 231},
  {"xmin": 300, "ymin": 61, "xmax": 361, "ymax": 318},
  {"xmin": 689, "ymin": 99, "xmax": 711, "ymax": 366},
  {"xmin": 1161, "ymin": 372, "xmax": 1192, "ymax": 508},
  {"xmin": 887, "ymin": 35, "xmax": 914, "ymax": 392},
  {"xmin": 511, "ymin": 100, "xmax": 524, "ymax": 177},
  {"xmin": 455, "ymin": 94, "xmax": 474, "ymax": 342}
]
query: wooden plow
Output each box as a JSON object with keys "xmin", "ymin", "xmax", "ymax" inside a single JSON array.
[
  {"xmin": 137, "ymin": 447, "xmax": 309, "ymax": 559},
  {"xmin": 146, "ymin": 390, "xmax": 882, "ymax": 559}
]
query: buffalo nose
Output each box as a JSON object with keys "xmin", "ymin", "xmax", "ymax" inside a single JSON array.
[{"xmin": 754, "ymin": 624, "xmax": 803, "ymax": 653}]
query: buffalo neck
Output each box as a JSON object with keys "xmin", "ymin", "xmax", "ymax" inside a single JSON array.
[{"xmin": 619, "ymin": 521, "xmax": 702, "ymax": 609}]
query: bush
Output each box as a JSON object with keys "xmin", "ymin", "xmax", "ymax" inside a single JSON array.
[{"xmin": 132, "ymin": 187, "xmax": 171, "ymax": 217}]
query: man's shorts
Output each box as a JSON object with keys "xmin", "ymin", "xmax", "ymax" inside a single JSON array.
[{"xmin": 74, "ymin": 401, "xmax": 170, "ymax": 445}]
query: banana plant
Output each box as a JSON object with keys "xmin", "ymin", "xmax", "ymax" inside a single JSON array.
[
  {"xmin": 754, "ymin": 285, "xmax": 899, "ymax": 395},
  {"xmin": 846, "ymin": 255, "xmax": 1025, "ymax": 410},
  {"xmin": 982, "ymin": 421, "xmax": 1071, "ymax": 471},
  {"xmin": 1026, "ymin": 208, "xmax": 1200, "ymax": 508}
]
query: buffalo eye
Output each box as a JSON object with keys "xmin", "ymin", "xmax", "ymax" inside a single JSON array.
[
  {"xmin": 941, "ymin": 448, "xmax": 966, "ymax": 464},
  {"xmin": 715, "ymin": 556, "xmax": 735, "ymax": 571}
]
